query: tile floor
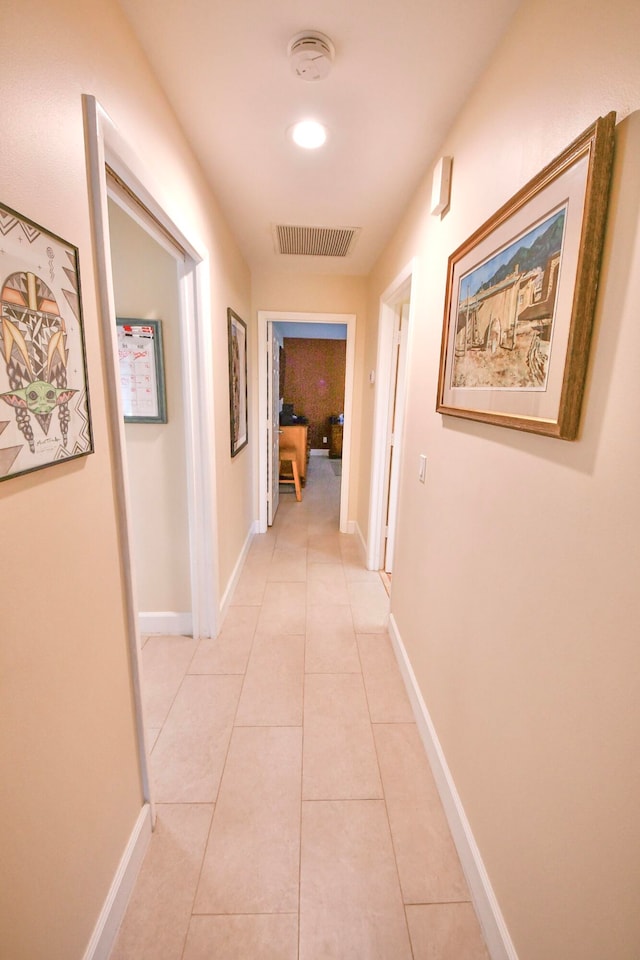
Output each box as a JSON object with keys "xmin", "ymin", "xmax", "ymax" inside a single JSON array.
[{"xmin": 110, "ymin": 456, "xmax": 490, "ymax": 960}]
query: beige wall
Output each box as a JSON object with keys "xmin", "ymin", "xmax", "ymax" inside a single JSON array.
[
  {"xmin": 0, "ymin": 1, "xmax": 250, "ymax": 958},
  {"xmin": 252, "ymin": 272, "xmax": 367, "ymax": 525},
  {"xmin": 362, "ymin": 2, "xmax": 640, "ymax": 959}
]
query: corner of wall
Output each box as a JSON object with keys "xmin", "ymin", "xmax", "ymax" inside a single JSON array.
[
  {"xmin": 387, "ymin": 614, "xmax": 519, "ymax": 960},
  {"xmin": 219, "ymin": 520, "xmax": 259, "ymax": 622},
  {"xmin": 82, "ymin": 804, "xmax": 152, "ymax": 960}
]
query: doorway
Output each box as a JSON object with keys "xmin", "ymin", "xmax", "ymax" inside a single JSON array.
[
  {"xmin": 107, "ymin": 198, "xmax": 192, "ymax": 635},
  {"xmin": 268, "ymin": 321, "xmax": 347, "ymax": 525},
  {"xmin": 258, "ymin": 311, "xmax": 356, "ymax": 534},
  {"xmin": 85, "ymin": 95, "xmax": 219, "ymax": 801},
  {"xmin": 368, "ymin": 262, "xmax": 415, "ymax": 574}
]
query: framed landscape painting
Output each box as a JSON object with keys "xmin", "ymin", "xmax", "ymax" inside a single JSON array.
[
  {"xmin": 0, "ymin": 202, "xmax": 93, "ymax": 481},
  {"xmin": 436, "ymin": 112, "xmax": 616, "ymax": 440},
  {"xmin": 227, "ymin": 307, "xmax": 248, "ymax": 456}
]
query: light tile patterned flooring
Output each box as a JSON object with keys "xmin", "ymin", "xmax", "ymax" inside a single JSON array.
[{"xmin": 110, "ymin": 457, "xmax": 490, "ymax": 960}]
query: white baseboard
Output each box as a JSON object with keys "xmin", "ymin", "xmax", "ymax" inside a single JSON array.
[
  {"xmin": 82, "ymin": 804, "xmax": 152, "ymax": 960},
  {"xmin": 387, "ymin": 614, "xmax": 518, "ymax": 960},
  {"xmin": 138, "ymin": 611, "xmax": 193, "ymax": 635},
  {"xmin": 354, "ymin": 521, "xmax": 367, "ymax": 561},
  {"xmin": 219, "ymin": 521, "xmax": 258, "ymax": 622}
]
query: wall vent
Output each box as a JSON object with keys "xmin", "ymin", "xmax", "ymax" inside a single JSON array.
[{"xmin": 273, "ymin": 224, "xmax": 360, "ymax": 257}]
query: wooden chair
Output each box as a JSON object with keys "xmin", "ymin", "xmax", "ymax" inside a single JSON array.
[{"xmin": 279, "ymin": 446, "xmax": 302, "ymax": 501}]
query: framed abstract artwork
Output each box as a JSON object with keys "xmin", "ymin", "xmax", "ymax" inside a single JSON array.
[
  {"xmin": 0, "ymin": 202, "xmax": 93, "ymax": 481},
  {"xmin": 227, "ymin": 307, "xmax": 248, "ymax": 456},
  {"xmin": 436, "ymin": 113, "xmax": 616, "ymax": 440}
]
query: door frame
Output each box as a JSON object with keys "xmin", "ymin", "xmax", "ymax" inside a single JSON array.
[
  {"xmin": 257, "ymin": 310, "xmax": 356, "ymax": 533},
  {"xmin": 266, "ymin": 320, "xmax": 280, "ymax": 525},
  {"xmin": 367, "ymin": 260, "xmax": 415, "ymax": 571},
  {"xmin": 84, "ymin": 95, "xmax": 220, "ymax": 800},
  {"xmin": 383, "ymin": 299, "xmax": 411, "ymax": 574}
]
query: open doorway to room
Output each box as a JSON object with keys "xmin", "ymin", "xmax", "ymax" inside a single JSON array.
[
  {"xmin": 85, "ymin": 96, "xmax": 219, "ymax": 804},
  {"xmin": 275, "ymin": 321, "xmax": 347, "ymax": 501},
  {"xmin": 258, "ymin": 311, "xmax": 356, "ymax": 534},
  {"xmin": 106, "ymin": 197, "xmax": 193, "ymax": 637}
]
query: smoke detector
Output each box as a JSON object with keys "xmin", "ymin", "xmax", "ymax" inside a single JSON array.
[{"xmin": 288, "ymin": 31, "xmax": 335, "ymax": 81}]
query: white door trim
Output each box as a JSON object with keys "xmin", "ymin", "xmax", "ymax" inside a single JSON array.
[
  {"xmin": 257, "ymin": 310, "xmax": 356, "ymax": 534},
  {"xmin": 266, "ymin": 321, "xmax": 281, "ymax": 525},
  {"xmin": 383, "ymin": 300, "xmax": 410, "ymax": 574},
  {"xmin": 84, "ymin": 95, "xmax": 220, "ymax": 802},
  {"xmin": 367, "ymin": 260, "xmax": 416, "ymax": 571}
]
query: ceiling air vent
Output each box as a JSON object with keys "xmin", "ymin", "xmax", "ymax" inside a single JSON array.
[{"xmin": 274, "ymin": 224, "xmax": 360, "ymax": 257}]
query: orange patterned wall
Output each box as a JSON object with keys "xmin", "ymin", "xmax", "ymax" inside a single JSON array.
[{"xmin": 282, "ymin": 338, "xmax": 346, "ymax": 449}]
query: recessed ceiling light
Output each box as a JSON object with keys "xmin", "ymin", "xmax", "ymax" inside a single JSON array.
[{"xmin": 291, "ymin": 120, "xmax": 328, "ymax": 150}]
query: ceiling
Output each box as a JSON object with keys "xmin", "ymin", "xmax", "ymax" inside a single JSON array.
[{"xmin": 116, "ymin": 0, "xmax": 522, "ymax": 276}]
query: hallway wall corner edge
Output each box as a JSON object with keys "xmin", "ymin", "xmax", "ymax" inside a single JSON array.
[
  {"xmin": 219, "ymin": 520, "xmax": 260, "ymax": 623},
  {"xmin": 387, "ymin": 614, "xmax": 519, "ymax": 960},
  {"xmin": 81, "ymin": 804, "xmax": 152, "ymax": 960}
]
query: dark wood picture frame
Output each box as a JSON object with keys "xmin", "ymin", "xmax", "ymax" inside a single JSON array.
[{"xmin": 227, "ymin": 307, "xmax": 248, "ymax": 457}]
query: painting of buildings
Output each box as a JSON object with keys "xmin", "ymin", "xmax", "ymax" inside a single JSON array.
[{"xmin": 452, "ymin": 208, "xmax": 566, "ymax": 389}]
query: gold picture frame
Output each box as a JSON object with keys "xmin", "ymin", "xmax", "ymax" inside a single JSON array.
[{"xmin": 436, "ymin": 112, "xmax": 616, "ymax": 440}]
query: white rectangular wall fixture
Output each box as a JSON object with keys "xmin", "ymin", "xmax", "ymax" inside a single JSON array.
[{"xmin": 431, "ymin": 156, "xmax": 453, "ymax": 215}]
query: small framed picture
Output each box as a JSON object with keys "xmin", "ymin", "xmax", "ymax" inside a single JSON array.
[
  {"xmin": 116, "ymin": 318, "xmax": 167, "ymax": 423},
  {"xmin": 227, "ymin": 308, "xmax": 248, "ymax": 457}
]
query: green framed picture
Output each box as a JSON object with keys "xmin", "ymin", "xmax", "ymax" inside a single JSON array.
[{"xmin": 116, "ymin": 318, "xmax": 167, "ymax": 424}]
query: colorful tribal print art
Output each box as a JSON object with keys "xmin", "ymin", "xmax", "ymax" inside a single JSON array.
[{"xmin": 0, "ymin": 204, "xmax": 93, "ymax": 480}]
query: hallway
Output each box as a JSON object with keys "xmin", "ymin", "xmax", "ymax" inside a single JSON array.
[{"xmin": 110, "ymin": 457, "xmax": 489, "ymax": 960}]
